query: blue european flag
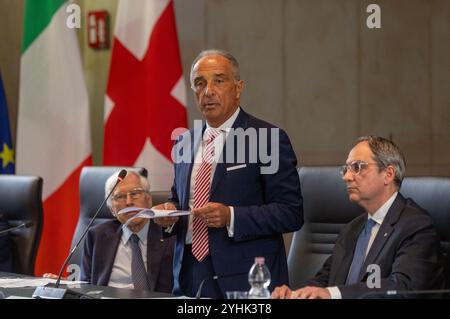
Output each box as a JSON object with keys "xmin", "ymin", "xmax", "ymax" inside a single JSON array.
[{"xmin": 0, "ymin": 71, "xmax": 14, "ymax": 174}]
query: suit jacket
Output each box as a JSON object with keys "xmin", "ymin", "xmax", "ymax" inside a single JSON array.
[
  {"xmin": 81, "ymin": 220, "xmax": 175, "ymax": 293},
  {"xmin": 169, "ymin": 108, "xmax": 304, "ymax": 295},
  {"xmin": 307, "ymin": 193, "xmax": 445, "ymax": 298},
  {"xmin": 0, "ymin": 214, "xmax": 12, "ymax": 272}
]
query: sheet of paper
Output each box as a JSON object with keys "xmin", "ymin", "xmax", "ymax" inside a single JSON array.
[{"xmin": 119, "ymin": 207, "xmax": 190, "ymax": 228}]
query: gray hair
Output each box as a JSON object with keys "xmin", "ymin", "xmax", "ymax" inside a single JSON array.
[
  {"xmin": 353, "ymin": 136, "xmax": 406, "ymax": 188},
  {"xmin": 190, "ymin": 49, "xmax": 241, "ymax": 86},
  {"xmin": 105, "ymin": 169, "xmax": 151, "ymax": 209}
]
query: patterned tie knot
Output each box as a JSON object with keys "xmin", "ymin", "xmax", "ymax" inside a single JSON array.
[
  {"xmin": 205, "ymin": 128, "xmax": 221, "ymax": 143},
  {"xmin": 130, "ymin": 234, "xmax": 140, "ymax": 244},
  {"xmin": 129, "ymin": 233, "xmax": 149, "ymax": 291},
  {"xmin": 365, "ymin": 218, "xmax": 376, "ymax": 234}
]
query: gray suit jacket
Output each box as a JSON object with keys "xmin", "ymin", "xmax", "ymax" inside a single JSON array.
[
  {"xmin": 307, "ymin": 193, "xmax": 445, "ymax": 298},
  {"xmin": 81, "ymin": 220, "xmax": 174, "ymax": 293}
]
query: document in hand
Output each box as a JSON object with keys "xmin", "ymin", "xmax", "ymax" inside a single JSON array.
[{"xmin": 118, "ymin": 206, "xmax": 190, "ymax": 225}]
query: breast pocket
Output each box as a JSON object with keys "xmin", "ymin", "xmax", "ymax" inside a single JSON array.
[
  {"xmin": 226, "ymin": 164, "xmax": 247, "ymax": 172},
  {"xmin": 214, "ymin": 163, "xmax": 263, "ymax": 205}
]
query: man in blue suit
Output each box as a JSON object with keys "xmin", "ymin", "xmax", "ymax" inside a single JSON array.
[
  {"xmin": 272, "ymin": 136, "xmax": 444, "ymax": 299},
  {"xmin": 154, "ymin": 49, "xmax": 303, "ymax": 298}
]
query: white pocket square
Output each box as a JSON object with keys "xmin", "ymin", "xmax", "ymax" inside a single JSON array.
[{"xmin": 226, "ymin": 164, "xmax": 247, "ymax": 171}]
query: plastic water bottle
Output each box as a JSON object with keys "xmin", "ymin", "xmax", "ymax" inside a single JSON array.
[{"xmin": 248, "ymin": 257, "xmax": 271, "ymax": 299}]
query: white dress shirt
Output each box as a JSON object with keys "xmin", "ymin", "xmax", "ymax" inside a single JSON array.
[
  {"xmin": 327, "ymin": 192, "xmax": 398, "ymax": 299},
  {"xmin": 108, "ymin": 221, "xmax": 149, "ymax": 289},
  {"xmin": 184, "ymin": 107, "xmax": 240, "ymax": 244}
]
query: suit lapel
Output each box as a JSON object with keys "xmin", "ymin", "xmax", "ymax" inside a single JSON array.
[
  {"xmin": 98, "ymin": 225, "xmax": 122, "ymax": 285},
  {"xmin": 359, "ymin": 194, "xmax": 404, "ymax": 281},
  {"xmin": 182, "ymin": 125, "xmax": 203, "ymax": 208},
  {"xmin": 332, "ymin": 216, "xmax": 366, "ymax": 284},
  {"xmin": 146, "ymin": 221, "xmax": 167, "ymax": 291},
  {"xmin": 210, "ymin": 109, "xmax": 249, "ymax": 195}
]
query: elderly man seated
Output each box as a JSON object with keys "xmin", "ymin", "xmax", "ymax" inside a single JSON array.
[{"xmin": 45, "ymin": 170, "xmax": 175, "ymax": 293}]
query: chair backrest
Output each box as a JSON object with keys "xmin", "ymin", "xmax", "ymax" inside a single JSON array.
[
  {"xmin": 0, "ymin": 175, "xmax": 43, "ymax": 275},
  {"xmin": 70, "ymin": 166, "xmax": 171, "ymax": 267},
  {"xmin": 288, "ymin": 167, "xmax": 364, "ymax": 287},
  {"xmin": 400, "ymin": 177, "xmax": 450, "ymax": 288}
]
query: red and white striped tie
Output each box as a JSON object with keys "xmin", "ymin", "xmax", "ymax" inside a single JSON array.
[{"xmin": 192, "ymin": 128, "xmax": 221, "ymax": 262}]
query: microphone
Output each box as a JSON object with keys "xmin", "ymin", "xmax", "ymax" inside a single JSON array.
[
  {"xmin": 0, "ymin": 222, "xmax": 33, "ymax": 236},
  {"xmin": 358, "ymin": 288, "xmax": 450, "ymax": 299},
  {"xmin": 195, "ymin": 271, "xmax": 248, "ymax": 299},
  {"xmin": 32, "ymin": 169, "xmax": 127, "ymax": 299}
]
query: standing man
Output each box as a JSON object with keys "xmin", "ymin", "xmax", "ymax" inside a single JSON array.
[
  {"xmin": 154, "ymin": 49, "xmax": 303, "ymax": 298},
  {"xmin": 272, "ymin": 136, "xmax": 444, "ymax": 299}
]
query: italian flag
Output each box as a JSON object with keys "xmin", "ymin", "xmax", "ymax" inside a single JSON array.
[{"xmin": 17, "ymin": 0, "xmax": 92, "ymax": 275}]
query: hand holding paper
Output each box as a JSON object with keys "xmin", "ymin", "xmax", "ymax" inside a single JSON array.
[
  {"xmin": 151, "ymin": 202, "xmax": 180, "ymax": 228},
  {"xmin": 118, "ymin": 206, "xmax": 190, "ymax": 226}
]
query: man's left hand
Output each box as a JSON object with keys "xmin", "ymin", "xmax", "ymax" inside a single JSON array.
[
  {"xmin": 290, "ymin": 286, "xmax": 331, "ymax": 299},
  {"xmin": 192, "ymin": 202, "xmax": 231, "ymax": 228}
]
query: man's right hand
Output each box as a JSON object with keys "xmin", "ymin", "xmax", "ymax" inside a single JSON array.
[
  {"xmin": 42, "ymin": 273, "xmax": 68, "ymax": 280},
  {"xmin": 152, "ymin": 202, "xmax": 179, "ymax": 228},
  {"xmin": 271, "ymin": 285, "xmax": 293, "ymax": 299}
]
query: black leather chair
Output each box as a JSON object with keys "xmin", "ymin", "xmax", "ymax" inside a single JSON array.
[
  {"xmin": 70, "ymin": 166, "xmax": 171, "ymax": 267},
  {"xmin": 400, "ymin": 177, "xmax": 450, "ymax": 288},
  {"xmin": 288, "ymin": 167, "xmax": 364, "ymax": 287},
  {"xmin": 0, "ymin": 175, "xmax": 43, "ymax": 275}
]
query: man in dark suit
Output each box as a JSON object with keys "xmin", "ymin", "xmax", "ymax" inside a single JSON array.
[
  {"xmin": 273, "ymin": 136, "xmax": 444, "ymax": 299},
  {"xmin": 0, "ymin": 213, "xmax": 13, "ymax": 272},
  {"xmin": 80, "ymin": 171, "xmax": 174, "ymax": 293},
  {"xmin": 154, "ymin": 49, "xmax": 303, "ymax": 298}
]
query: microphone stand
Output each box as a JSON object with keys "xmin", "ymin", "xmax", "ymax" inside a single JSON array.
[
  {"xmin": 196, "ymin": 275, "xmax": 219, "ymax": 299},
  {"xmin": 32, "ymin": 169, "xmax": 127, "ymax": 299},
  {"xmin": 195, "ymin": 271, "xmax": 248, "ymax": 299},
  {"xmin": 0, "ymin": 222, "xmax": 33, "ymax": 236}
]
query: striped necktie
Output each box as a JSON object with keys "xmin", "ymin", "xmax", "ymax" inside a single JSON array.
[{"xmin": 192, "ymin": 128, "xmax": 221, "ymax": 262}]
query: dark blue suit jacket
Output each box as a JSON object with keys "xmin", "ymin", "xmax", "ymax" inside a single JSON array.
[
  {"xmin": 169, "ymin": 109, "xmax": 303, "ymax": 295},
  {"xmin": 81, "ymin": 220, "xmax": 174, "ymax": 293},
  {"xmin": 307, "ymin": 193, "xmax": 445, "ymax": 298}
]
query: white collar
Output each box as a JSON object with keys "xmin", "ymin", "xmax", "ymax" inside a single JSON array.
[
  {"xmin": 205, "ymin": 106, "xmax": 241, "ymax": 135},
  {"xmin": 121, "ymin": 219, "xmax": 149, "ymax": 245},
  {"xmin": 369, "ymin": 191, "xmax": 398, "ymax": 225}
]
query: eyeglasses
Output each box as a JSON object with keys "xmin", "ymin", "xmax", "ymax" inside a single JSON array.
[
  {"xmin": 340, "ymin": 161, "xmax": 379, "ymax": 176},
  {"xmin": 112, "ymin": 188, "xmax": 147, "ymax": 202}
]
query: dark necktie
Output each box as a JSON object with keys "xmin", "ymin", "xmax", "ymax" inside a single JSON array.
[
  {"xmin": 130, "ymin": 234, "xmax": 150, "ymax": 291},
  {"xmin": 346, "ymin": 218, "xmax": 377, "ymax": 284}
]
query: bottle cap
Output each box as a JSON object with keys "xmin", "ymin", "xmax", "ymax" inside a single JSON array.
[{"xmin": 255, "ymin": 257, "xmax": 265, "ymax": 264}]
